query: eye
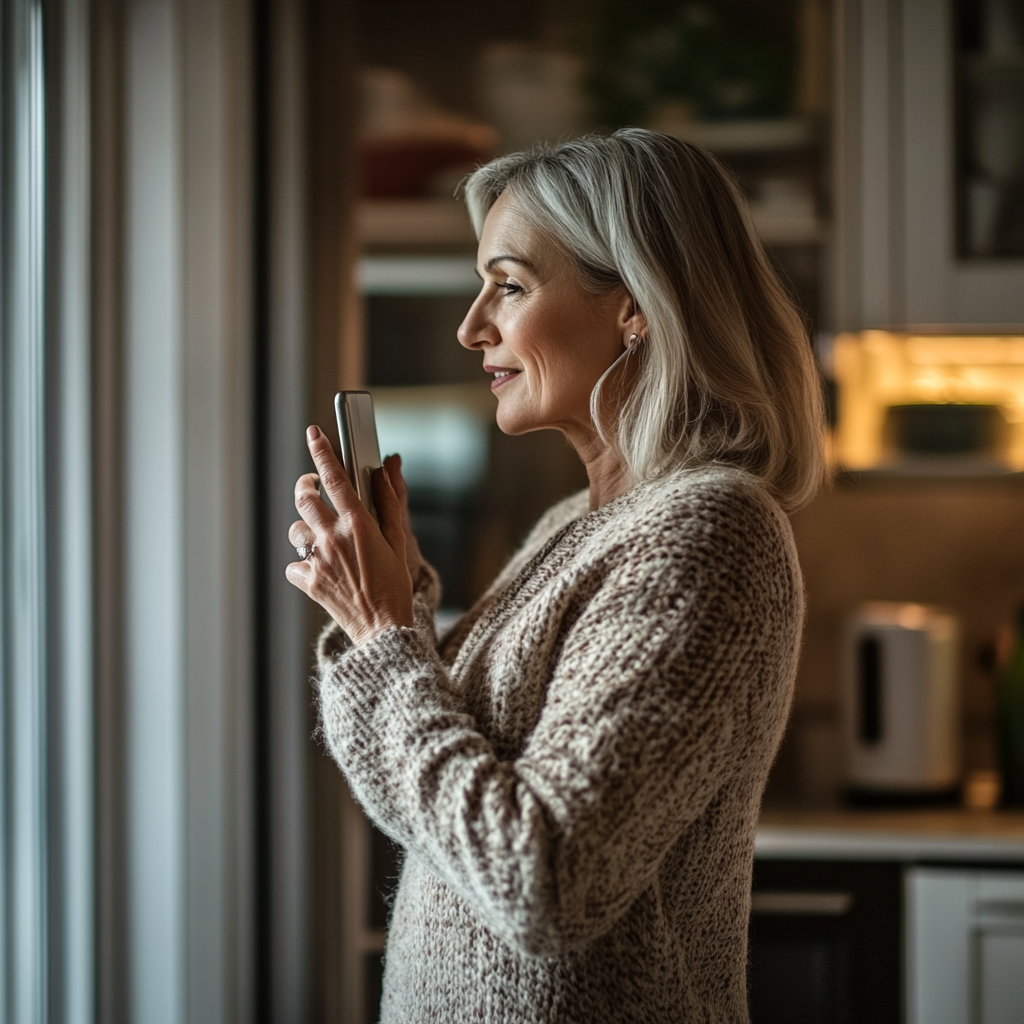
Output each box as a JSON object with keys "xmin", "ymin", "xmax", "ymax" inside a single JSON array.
[{"xmin": 496, "ymin": 281, "xmax": 523, "ymax": 295}]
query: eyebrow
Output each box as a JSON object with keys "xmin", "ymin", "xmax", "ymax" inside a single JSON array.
[{"xmin": 476, "ymin": 254, "xmax": 533, "ymax": 278}]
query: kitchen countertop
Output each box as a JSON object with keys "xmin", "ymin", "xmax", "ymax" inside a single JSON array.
[{"xmin": 756, "ymin": 808, "xmax": 1024, "ymax": 862}]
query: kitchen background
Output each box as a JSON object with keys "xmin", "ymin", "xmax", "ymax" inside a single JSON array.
[
  {"xmin": 331, "ymin": 3, "xmax": 1024, "ymax": 1016},
  {"xmin": 348, "ymin": 0, "xmax": 1024, "ymax": 806}
]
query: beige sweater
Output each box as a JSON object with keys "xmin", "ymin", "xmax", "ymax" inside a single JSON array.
[{"xmin": 316, "ymin": 464, "xmax": 803, "ymax": 1023}]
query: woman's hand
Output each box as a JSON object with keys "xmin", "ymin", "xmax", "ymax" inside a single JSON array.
[
  {"xmin": 383, "ymin": 452, "xmax": 429, "ymax": 584},
  {"xmin": 286, "ymin": 426, "xmax": 414, "ymax": 646}
]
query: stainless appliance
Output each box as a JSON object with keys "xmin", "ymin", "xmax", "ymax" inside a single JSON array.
[{"xmin": 841, "ymin": 602, "xmax": 961, "ymax": 796}]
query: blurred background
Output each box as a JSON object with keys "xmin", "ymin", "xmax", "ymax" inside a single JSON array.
[
  {"xmin": 355, "ymin": 0, "xmax": 831, "ymax": 611},
  {"xmin": 1, "ymin": 0, "xmax": 1024, "ymax": 1022}
]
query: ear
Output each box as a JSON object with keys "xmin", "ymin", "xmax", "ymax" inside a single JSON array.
[{"xmin": 615, "ymin": 289, "xmax": 648, "ymax": 349}]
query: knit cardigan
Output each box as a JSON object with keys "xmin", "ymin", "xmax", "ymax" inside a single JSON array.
[{"xmin": 315, "ymin": 463, "xmax": 803, "ymax": 1024}]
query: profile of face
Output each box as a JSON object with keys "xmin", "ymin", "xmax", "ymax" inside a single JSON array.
[{"xmin": 457, "ymin": 192, "xmax": 640, "ymax": 449}]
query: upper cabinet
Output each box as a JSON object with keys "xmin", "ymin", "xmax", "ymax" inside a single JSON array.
[{"xmin": 834, "ymin": 0, "xmax": 1024, "ymax": 329}]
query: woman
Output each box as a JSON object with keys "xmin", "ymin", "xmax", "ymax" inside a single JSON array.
[{"xmin": 286, "ymin": 128, "xmax": 825, "ymax": 1023}]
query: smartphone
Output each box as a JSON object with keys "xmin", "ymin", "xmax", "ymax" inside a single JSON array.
[{"xmin": 334, "ymin": 391, "xmax": 382, "ymax": 520}]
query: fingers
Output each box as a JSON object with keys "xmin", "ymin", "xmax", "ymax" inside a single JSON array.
[
  {"xmin": 382, "ymin": 453, "xmax": 427, "ymax": 580},
  {"xmin": 372, "ymin": 466, "xmax": 408, "ymax": 564},
  {"xmin": 288, "ymin": 519, "xmax": 316, "ymax": 549},
  {"xmin": 383, "ymin": 453, "xmax": 408, "ymax": 504},
  {"xmin": 306, "ymin": 425, "xmax": 360, "ymax": 516},
  {"xmin": 383, "ymin": 453, "xmax": 413, "ymax": 535},
  {"xmin": 293, "ymin": 472, "xmax": 334, "ymax": 533},
  {"xmin": 285, "ymin": 440, "xmax": 416, "ymax": 639},
  {"xmin": 284, "ymin": 555, "xmax": 314, "ymax": 595}
]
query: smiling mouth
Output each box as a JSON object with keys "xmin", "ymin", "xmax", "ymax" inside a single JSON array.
[{"xmin": 486, "ymin": 367, "xmax": 521, "ymax": 391}]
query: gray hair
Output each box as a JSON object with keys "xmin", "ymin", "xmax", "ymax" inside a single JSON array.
[{"xmin": 460, "ymin": 128, "xmax": 826, "ymax": 512}]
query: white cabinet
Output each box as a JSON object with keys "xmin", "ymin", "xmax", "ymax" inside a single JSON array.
[
  {"xmin": 834, "ymin": 0, "xmax": 1024, "ymax": 328},
  {"xmin": 906, "ymin": 867, "xmax": 1024, "ymax": 1024}
]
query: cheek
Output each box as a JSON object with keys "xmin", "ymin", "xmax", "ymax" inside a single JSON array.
[
  {"xmin": 532, "ymin": 326, "xmax": 609, "ymax": 394},
  {"xmin": 525, "ymin": 344, "xmax": 578, "ymax": 407},
  {"xmin": 501, "ymin": 313, "xmax": 556, "ymax": 382},
  {"xmin": 500, "ymin": 293, "xmax": 617, "ymax": 410},
  {"xmin": 516, "ymin": 302, "xmax": 584, "ymax": 367}
]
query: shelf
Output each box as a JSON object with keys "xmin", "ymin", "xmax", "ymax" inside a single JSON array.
[
  {"xmin": 358, "ymin": 255, "xmax": 478, "ymax": 295},
  {"xmin": 833, "ymin": 465, "xmax": 1024, "ymax": 486},
  {"xmin": 357, "ymin": 199, "xmax": 476, "ymax": 247}
]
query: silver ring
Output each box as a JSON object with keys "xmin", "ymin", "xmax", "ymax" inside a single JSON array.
[{"xmin": 295, "ymin": 543, "xmax": 315, "ymax": 561}]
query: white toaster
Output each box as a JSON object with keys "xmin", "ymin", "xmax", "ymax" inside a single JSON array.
[{"xmin": 841, "ymin": 602, "xmax": 961, "ymax": 794}]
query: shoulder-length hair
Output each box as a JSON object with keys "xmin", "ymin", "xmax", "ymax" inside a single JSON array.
[{"xmin": 460, "ymin": 128, "xmax": 826, "ymax": 513}]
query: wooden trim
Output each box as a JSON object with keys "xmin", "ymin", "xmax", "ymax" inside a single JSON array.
[
  {"xmin": 305, "ymin": 0, "xmax": 359, "ymax": 1021},
  {"xmin": 90, "ymin": 0, "xmax": 129, "ymax": 1017}
]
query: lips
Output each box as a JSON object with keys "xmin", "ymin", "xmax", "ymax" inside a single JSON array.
[{"xmin": 484, "ymin": 364, "xmax": 521, "ymax": 391}]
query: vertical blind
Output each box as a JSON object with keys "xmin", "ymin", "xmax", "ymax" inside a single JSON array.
[
  {"xmin": 0, "ymin": 0, "xmax": 49, "ymax": 1020},
  {"xmin": 1, "ymin": 1, "xmax": 94, "ymax": 1021}
]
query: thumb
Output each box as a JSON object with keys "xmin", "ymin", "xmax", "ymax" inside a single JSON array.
[{"xmin": 372, "ymin": 465, "xmax": 408, "ymax": 565}]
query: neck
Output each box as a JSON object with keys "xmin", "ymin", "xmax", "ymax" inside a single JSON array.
[{"xmin": 566, "ymin": 425, "xmax": 631, "ymax": 511}]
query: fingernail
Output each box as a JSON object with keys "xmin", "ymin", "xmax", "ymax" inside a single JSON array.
[{"xmin": 307, "ymin": 425, "xmax": 320, "ymax": 442}]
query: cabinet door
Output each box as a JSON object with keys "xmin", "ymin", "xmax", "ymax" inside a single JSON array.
[
  {"xmin": 905, "ymin": 867, "xmax": 1024, "ymax": 1024},
  {"xmin": 750, "ymin": 860, "xmax": 902, "ymax": 1024},
  {"xmin": 976, "ymin": 931, "xmax": 1024, "ymax": 1024},
  {"xmin": 835, "ymin": 0, "xmax": 1024, "ymax": 328},
  {"xmin": 975, "ymin": 874, "xmax": 1024, "ymax": 1024}
]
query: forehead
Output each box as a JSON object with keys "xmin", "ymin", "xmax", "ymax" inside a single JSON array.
[
  {"xmin": 481, "ymin": 193, "xmax": 540, "ymax": 248},
  {"xmin": 478, "ymin": 192, "xmax": 558, "ymax": 270}
]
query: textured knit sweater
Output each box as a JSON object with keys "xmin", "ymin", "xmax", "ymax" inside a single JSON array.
[{"xmin": 315, "ymin": 464, "xmax": 803, "ymax": 1024}]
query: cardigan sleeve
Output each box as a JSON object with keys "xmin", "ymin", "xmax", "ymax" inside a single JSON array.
[{"xmin": 316, "ymin": 486, "xmax": 799, "ymax": 956}]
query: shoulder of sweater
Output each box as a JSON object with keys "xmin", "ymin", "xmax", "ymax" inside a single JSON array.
[
  {"xmin": 588, "ymin": 464, "xmax": 792, "ymax": 560},
  {"xmin": 640, "ymin": 463, "xmax": 777, "ymax": 516}
]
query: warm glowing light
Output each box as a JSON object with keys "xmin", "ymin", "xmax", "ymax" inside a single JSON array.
[
  {"xmin": 895, "ymin": 604, "xmax": 928, "ymax": 630},
  {"xmin": 832, "ymin": 331, "xmax": 1024, "ymax": 470}
]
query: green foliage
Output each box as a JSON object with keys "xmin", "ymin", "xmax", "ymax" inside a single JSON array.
[{"xmin": 583, "ymin": 0, "xmax": 798, "ymax": 126}]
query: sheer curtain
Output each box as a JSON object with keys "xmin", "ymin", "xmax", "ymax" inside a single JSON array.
[
  {"xmin": 2, "ymin": 0, "xmax": 95, "ymax": 1018},
  {"xmin": 2, "ymin": 0, "xmax": 273, "ymax": 1021},
  {"xmin": 1, "ymin": 0, "xmax": 51, "ymax": 1019}
]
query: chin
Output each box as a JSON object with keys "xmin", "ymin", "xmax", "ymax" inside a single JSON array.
[
  {"xmin": 494, "ymin": 403, "xmax": 536, "ymax": 437},
  {"xmin": 494, "ymin": 411, "xmax": 524, "ymax": 436}
]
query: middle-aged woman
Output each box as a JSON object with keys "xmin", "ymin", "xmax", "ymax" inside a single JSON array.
[{"xmin": 286, "ymin": 128, "xmax": 826, "ymax": 1023}]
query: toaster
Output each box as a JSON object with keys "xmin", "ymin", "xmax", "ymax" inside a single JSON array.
[{"xmin": 841, "ymin": 602, "xmax": 961, "ymax": 797}]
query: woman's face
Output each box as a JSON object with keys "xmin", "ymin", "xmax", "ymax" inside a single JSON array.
[{"xmin": 457, "ymin": 192, "xmax": 634, "ymax": 442}]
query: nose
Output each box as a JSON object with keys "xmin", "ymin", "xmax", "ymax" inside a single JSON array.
[{"xmin": 457, "ymin": 290, "xmax": 500, "ymax": 351}]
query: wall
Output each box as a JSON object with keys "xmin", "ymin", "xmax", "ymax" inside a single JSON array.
[{"xmin": 768, "ymin": 476, "xmax": 1024, "ymax": 803}]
